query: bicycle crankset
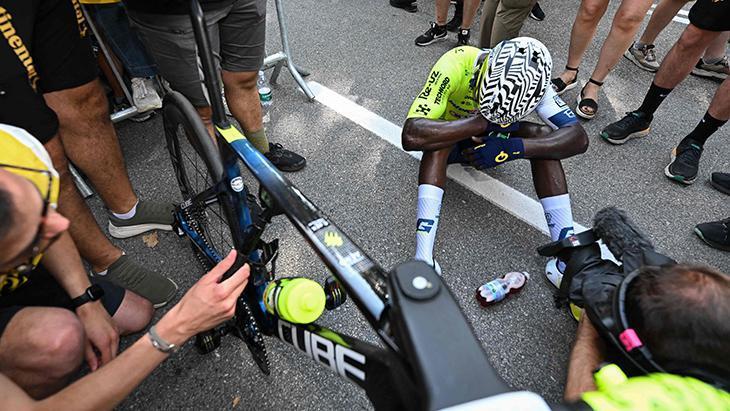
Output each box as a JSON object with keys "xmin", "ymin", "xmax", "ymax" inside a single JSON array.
[{"xmin": 231, "ymin": 296, "xmax": 270, "ymax": 375}]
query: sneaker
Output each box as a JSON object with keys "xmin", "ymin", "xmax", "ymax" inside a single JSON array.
[
  {"xmin": 624, "ymin": 43, "xmax": 659, "ymax": 72},
  {"xmin": 264, "ymin": 143, "xmax": 306, "ymax": 172},
  {"xmin": 415, "ymin": 22, "xmax": 447, "ymax": 47},
  {"xmin": 600, "ymin": 111, "xmax": 653, "ymax": 145},
  {"xmin": 108, "ymin": 200, "xmax": 175, "ymax": 239},
  {"xmin": 390, "ymin": 0, "xmax": 417, "ymax": 13},
  {"xmin": 92, "ymin": 254, "xmax": 178, "ymax": 308},
  {"xmin": 664, "ymin": 141, "xmax": 702, "ymax": 185},
  {"xmin": 131, "ymin": 77, "xmax": 163, "ymax": 113},
  {"xmin": 457, "ymin": 29, "xmax": 470, "ymax": 46},
  {"xmin": 545, "ymin": 257, "xmax": 563, "ymax": 289},
  {"xmin": 710, "ymin": 172, "xmax": 730, "ymax": 195},
  {"xmin": 694, "ymin": 218, "xmax": 730, "ymax": 251},
  {"xmin": 529, "ymin": 2, "xmax": 545, "ymax": 21},
  {"xmin": 691, "ymin": 56, "xmax": 729, "ymax": 80}
]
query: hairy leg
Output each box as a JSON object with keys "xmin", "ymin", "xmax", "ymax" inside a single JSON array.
[
  {"xmin": 654, "ymin": 24, "xmax": 720, "ymax": 88},
  {"xmin": 435, "ymin": 0, "xmax": 452, "ymax": 25},
  {"xmin": 0, "ymin": 308, "xmax": 85, "ymax": 399},
  {"xmin": 221, "ymin": 70, "xmax": 262, "ymax": 134},
  {"xmin": 703, "ymin": 31, "xmax": 730, "ymax": 61},
  {"xmin": 581, "ymin": 0, "xmax": 654, "ymax": 114},
  {"xmin": 461, "ymin": 0, "xmax": 483, "ymax": 28},
  {"xmin": 43, "ymin": 80, "xmax": 137, "ymax": 214},
  {"xmin": 638, "ymin": 0, "xmax": 688, "ymax": 45},
  {"xmin": 707, "ymin": 78, "xmax": 730, "ymax": 121},
  {"xmin": 557, "ymin": 0, "xmax": 610, "ymax": 84},
  {"xmin": 44, "ymin": 137, "xmax": 123, "ymax": 272}
]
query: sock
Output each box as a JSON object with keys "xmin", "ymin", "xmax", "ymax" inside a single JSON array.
[
  {"xmin": 247, "ymin": 128, "xmax": 270, "ymax": 154},
  {"xmin": 95, "ymin": 269, "xmax": 108, "ymax": 276},
  {"xmin": 702, "ymin": 56, "xmax": 723, "ymax": 65},
  {"xmin": 634, "ymin": 42, "xmax": 647, "ymax": 49},
  {"xmin": 414, "ymin": 184, "xmax": 444, "ymax": 266},
  {"xmin": 541, "ymin": 194, "xmax": 575, "ymax": 272},
  {"xmin": 112, "ymin": 200, "xmax": 139, "ymax": 220},
  {"xmin": 637, "ymin": 82, "xmax": 673, "ymax": 116},
  {"xmin": 680, "ymin": 111, "xmax": 727, "ymax": 147}
]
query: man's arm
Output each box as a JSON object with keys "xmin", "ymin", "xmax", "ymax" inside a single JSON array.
[
  {"xmin": 564, "ymin": 312, "xmax": 605, "ymax": 402},
  {"xmin": 0, "ymin": 251, "xmax": 249, "ymax": 411},
  {"xmin": 402, "ymin": 115, "xmax": 489, "ymax": 151}
]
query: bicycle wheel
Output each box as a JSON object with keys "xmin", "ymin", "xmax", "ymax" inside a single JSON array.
[{"xmin": 163, "ymin": 91, "xmax": 238, "ymax": 266}]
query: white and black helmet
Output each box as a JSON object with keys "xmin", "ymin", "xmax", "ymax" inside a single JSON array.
[{"xmin": 476, "ymin": 37, "xmax": 553, "ymax": 125}]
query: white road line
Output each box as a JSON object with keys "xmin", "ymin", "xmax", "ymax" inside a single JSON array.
[{"xmin": 307, "ymin": 81, "xmax": 588, "ymax": 236}]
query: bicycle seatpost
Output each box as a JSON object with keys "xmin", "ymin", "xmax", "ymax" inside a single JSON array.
[{"xmin": 189, "ymin": 0, "xmax": 229, "ymax": 128}]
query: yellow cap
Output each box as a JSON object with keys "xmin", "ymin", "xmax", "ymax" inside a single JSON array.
[{"xmin": 277, "ymin": 278, "xmax": 326, "ymax": 324}]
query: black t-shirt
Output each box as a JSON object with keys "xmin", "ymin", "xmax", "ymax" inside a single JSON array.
[{"xmin": 124, "ymin": 0, "xmax": 235, "ymax": 14}]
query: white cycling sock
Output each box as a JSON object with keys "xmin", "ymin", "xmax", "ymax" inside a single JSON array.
[
  {"xmin": 541, "ymin": 193, "xmax": 574, "ymax": 272},
  {"xmin": 112, "ymin": 200, "xmax": 139, "ymax": 220},
  {"xmin": 414, "ymin": 184, "xmax": 444, "ymax": 266}
]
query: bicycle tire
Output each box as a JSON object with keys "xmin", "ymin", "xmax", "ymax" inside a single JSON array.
[{"xmin": 163, "ymin": 91, "xmax": 238, "ymax": 267}]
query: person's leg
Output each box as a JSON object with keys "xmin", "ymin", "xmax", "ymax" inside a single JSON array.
[
  {"xmin": 221, "ymin": 71, "xmax": 264, "ymax": 142},
  {"xmin": 478, "ymin": 0, "xmax": 500, "ymax": 48},
  {"xmin": 0, "ymin": 307, "xmax": 85, "ymax": 399},
  {"xmin": 460, "ymin": 0, "xmax": 483, "ymax": 28},
  {"xmin": 488, "ymin": 0, "xmax": 537, "ymax": 48},
  {"xmin": 578, "ymin": 0, "xmax": 654, "ymax": 117},
  {"xmin": 414, "ymin": 148, "xmax": 452, "ymax": 272},
  {"xmin": 665, "ymin": 78, "xmax": 729, "ymax": 183},
  {"xmin": 435, "ymin": 0, "xmax": 452, "ymax": 25},
  {"xmin": 637, "ymin": 0, "xmax": 688, "ymax": 45},
  {"xmin": 555, "ymin": 0, "xmax": 610, "ymax": 85},
  {"xmin": 416, "ymin": 0, "xmax": 452, "ymax": 45},
  {"xmin": 703, "ymin": 31, "xmax": 730, "ymax": 60}
]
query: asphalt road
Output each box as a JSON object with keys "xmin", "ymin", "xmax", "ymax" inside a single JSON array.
[{"xmin": 99, "ymin": 0, "xmax": 730, "ymax": 409}]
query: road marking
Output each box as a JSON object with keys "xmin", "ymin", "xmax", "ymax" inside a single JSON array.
[{"xmin": 647, "ymin": 3, "xmax": 690, "ymax": 25}]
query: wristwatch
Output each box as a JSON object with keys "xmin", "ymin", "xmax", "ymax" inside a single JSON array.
[
  {"xmin": 71, "ymin": 284, "xmax": 105, "ymax": 309},
  {"xmin": 148, "ymin": 325, "xmax": 180, "ymax": 354}
]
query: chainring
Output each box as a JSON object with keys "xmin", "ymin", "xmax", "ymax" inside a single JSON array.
[{"xmin": 232, "ymin": 296, "xmax": 270, "ymax": 375}]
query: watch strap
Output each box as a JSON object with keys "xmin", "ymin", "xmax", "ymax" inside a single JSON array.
[
  {"xmin": 71, "ymin": 285, "xmax": 104, "ymax": 309},
  {"xmin": 148, "ymin": 325, "xmax": 180, "ymax": 354}
]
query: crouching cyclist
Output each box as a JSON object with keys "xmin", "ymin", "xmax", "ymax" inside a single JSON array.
[{"xmin": 402, "ymin": 38, "xmax": 588, "ymax": 284}]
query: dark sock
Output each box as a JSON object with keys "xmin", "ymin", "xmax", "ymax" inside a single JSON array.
[
  {"xmin": 636, "ymin": 82, "xmax": 673, "ymax": 116},
  {"xmin": 680, "ymin": 111, "xmax": 727, "ymax": 147}
]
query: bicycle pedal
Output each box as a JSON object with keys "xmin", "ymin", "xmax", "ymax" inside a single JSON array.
[{"xmin": 194, "ymin": 328, "xmax": 222, "ymax": 354}]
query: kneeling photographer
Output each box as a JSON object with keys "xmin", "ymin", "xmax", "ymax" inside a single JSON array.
[{"xmin": 539, "ymin": 207, "xmax": 730, "ymax": 409}]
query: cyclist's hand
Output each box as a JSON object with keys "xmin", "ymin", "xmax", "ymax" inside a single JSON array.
[
  {"xmin": 155, "ymin": 250, "xmax": 250, "ymax": 346},
  {"xmin": 76, "ymin": 301, "xmax": 120, "ymax": 371}
]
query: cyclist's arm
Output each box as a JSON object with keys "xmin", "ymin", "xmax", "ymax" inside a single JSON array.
[
  {"xmin": 564, "ymin": 314, "xmax": 604, "ymax": 402},
  {"xmin": 402, "ymin": 54, "xmax": 488, "ymax": 151}
]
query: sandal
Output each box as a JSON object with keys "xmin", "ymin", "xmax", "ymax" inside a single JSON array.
[
  {"xmin": 551, "ymin": 66, "xmax": 578, "ymax": 95},
  {"xmin": 575, "ymin": 78, "xmax": 603, "ymax": 120}
]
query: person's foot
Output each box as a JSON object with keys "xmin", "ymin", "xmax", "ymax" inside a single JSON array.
[
  {"xmin": 92, "ymin": 254, "xmax": 178, "ymax": 308},
  {"xmin": 624, "ymin": 43, "xmax": 659, "ymax": 72},
  {"xmin": 575, "ymin": 80, "xmax": 602, "ymax": 119},
  {"xmin": 710, "ymin": 172, "xmax": 730, "ymax": 195},
  {"xmin": 264, "ymin": 143, "xmax": 306, "ymax": 172},
  {"xmin": 457, "ymin": 28, "xmax": 470, "ymax": 46},
  {"xmin": 390, "ymin": 0, "xmax": 417, "ymax": 13},
  {"xmin": 131, "ymin": 77, "xmax": 163, "ymax": 113},
  {"xmin": 600, "ymin": 111, "xmax": 653, "ymax": 145},
  {"xmin": 415, "ymin": 22, "xmax": 447, "ymax": 46},
  {"xmin": 691, "ymin": 56, "xmax": 729, "ymax": 80},
  {"xmin": 664, "ymin": 141, "xmax": 702, "ymax": 185},
  {"xmin": 108, "ymin": 200, "xmax": 175, "ymax": 239},
  {"xmin": 545, "ymin": 257, "xmax": 563, "ymax": 289},
  {"xmin": 529, "ymin": 2, "xmax": 545, "ymax": 21},
  {"xmin": 694, "ymin": 218, "xmax": 730, "ymax": 251},
  {"xmin": 552, "ymin": 68, "xmax": 578, "ymax": 95}
]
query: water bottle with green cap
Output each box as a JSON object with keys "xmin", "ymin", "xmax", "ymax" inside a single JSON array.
[{"xmin": 263, "ymin": 277, "xmax": 326, "ymax": 324}]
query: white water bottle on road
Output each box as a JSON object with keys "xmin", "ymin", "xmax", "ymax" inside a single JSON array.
[
  {"xmin": 257, "ymin": 70, "xmax": 272, "ymax": 124},
  {"xmin": 476, "ymin": 271, "xmax": 529, "ymax": 306}
]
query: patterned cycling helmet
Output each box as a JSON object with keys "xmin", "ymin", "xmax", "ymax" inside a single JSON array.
[{"xmin": 476, "ymin": 37, "xmax": 553, "ymax": 125}]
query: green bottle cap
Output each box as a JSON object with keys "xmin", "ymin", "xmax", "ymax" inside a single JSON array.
[{"xmin": 277, "ymin": 278, "xmax": 325, "ymax": 324}]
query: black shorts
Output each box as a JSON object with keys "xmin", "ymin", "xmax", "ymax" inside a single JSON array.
[
  {"xmin": 689, "ymin": 0, "xmax": 730, "ymax": 32},
  {"xmin": 0, "ymin": 0, "xmax": 98, "ymax": 144},
  {"xmin": 0, "ymin": 264, "xmax": 125, "ymax": 336}
]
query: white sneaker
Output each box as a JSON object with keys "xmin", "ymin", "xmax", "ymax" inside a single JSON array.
[
  {"xmin": 432, "ymin": 259, "xmax": 442, "ymax": 275},
  {"xmin": 545, "ymin": 257, "xmax": 563, "ymax": 289},
  {"xmin": 691, "ymin": 55, "xmax": 729, "ymax": 80},
  {"xmin": 131, "ymin": 77, "xmax": 162, "ymax": 112}
]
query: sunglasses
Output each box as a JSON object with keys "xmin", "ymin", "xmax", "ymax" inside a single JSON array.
[{"xmin": 0, "ymin": 163, "xmax": 56, "ymax": 274}]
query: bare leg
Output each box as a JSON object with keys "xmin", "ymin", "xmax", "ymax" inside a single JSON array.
[
  {"xmin": 557, "ymin": 0, "xmax": 610, "ymax": 85},
  {"xmin": 435, "ymin": 0, "xmax": 452, "ymax": 25},
  {"xmin": 195, "ymin": 106, "xmax": 216, "ymax": 137},
  {"xmin": 221, "ymin": 70, "xmax": 263, "ymax": 134},
  {"xmin": 0, "ymin": 308, "xmax": 85, "ymax": 399},
  {"xmin": 460, "ymin": 0, "xmax": 483, "ymax": 28},
  {"xmin": 43, "ymin": 80, "xmax": 137, "ymax": 214},
  {"xmin": 580, "ymin": 0, "xmax": 654, "ymax": 116},
  {"xmin": 703, "ymin": 31, "xmax": 730, "ymax": 60},
  {"xmin": 112, "ymin": 291, "xmax": 154, "ymax": 335},
  {"xmin": 418, "ymin": 148, "xmax": 452, "ymax": 187},
  {"xmin": 44, "ymin": 137, "xmax": 123, "ymax": 272},
  {"xmin": 637, "ymin": 0, "xmax": 688, "ymax": 45},
  {"xmin": 654, "ymin": 24, "xmax": 721, "ymax": 88},
  {"xmin": 707, "ymin": 78, "xmax": 730, "ymax": 121}
]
